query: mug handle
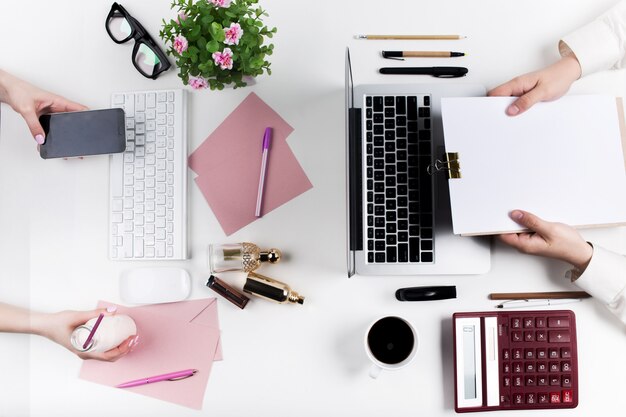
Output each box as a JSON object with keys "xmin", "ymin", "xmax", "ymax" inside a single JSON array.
[{"xmin": 369, "ymin": 363, "xmax": 383, "ymax": 379}]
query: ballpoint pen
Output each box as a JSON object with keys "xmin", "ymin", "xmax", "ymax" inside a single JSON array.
[
  {"xmin": 496, "ymin": 299, "xmax": 583, "ymax": 309},
  {"xmin": 116, "ymin": 369, "xmax": 198, "ymax": 388},
  {"xmin": 382, "ymin": 51, "xmax": 465, "ymax": 59},
  {"xmin": 357, "ymin": 34, "xmax": 466, "ymax": 40},
  {"xmin": 379, "ymin": 66, "xmax": 468, "ymax": 78},
  {"xmin": 255, "ymin": 127, "xmax": 272, "ymax": 217},
  {"xmin": 489, "ymin": 291, "xmax": 590, "ymax": 300}
]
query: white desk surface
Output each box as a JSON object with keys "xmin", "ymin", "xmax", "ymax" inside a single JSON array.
[{"xmin": 1, "ymin": 1, "xmax": 625, "ymax": 416}]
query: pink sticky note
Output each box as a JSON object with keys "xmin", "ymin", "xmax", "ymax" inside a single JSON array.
[
  {"xmin": 79, "ymin": 299, "xmax": 221, "ymax": 410},
  {"xmin": 188, "ymin": 92, "xmax": 313, "ymax": 235}
]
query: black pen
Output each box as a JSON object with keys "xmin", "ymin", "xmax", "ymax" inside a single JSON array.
[
  {"xmin": 379, "ymin": 66, "xmax": 468, "ymax": 78},
  {"xmin": 382, "ymin": 51, "xmax": 465, "ymax": 59}
]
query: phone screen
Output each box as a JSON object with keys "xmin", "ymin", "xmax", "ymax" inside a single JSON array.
[{"xmin": 39, "ymin": 109, "xmax": 126, "ymax": 159}]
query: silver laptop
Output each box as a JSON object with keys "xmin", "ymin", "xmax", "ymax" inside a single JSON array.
[{"xmin": 345, "ymin": 48, "xmax": 490, "ymax": 277}]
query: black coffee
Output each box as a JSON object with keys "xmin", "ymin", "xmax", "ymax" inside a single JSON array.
[{"xmin": 367, "ymin": 317, "xmax": 415, "ymax": 365}]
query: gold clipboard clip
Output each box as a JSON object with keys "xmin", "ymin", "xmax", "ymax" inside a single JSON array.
[{"xmin": 427, "ymin": 152, "xmax": 461, "ymax": 179}]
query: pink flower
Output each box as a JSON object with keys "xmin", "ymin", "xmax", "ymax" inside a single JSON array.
[
  {"xmin": 212, "ymin": 48, "xmax": 234, "ymax": 70},
  {"xmin": 173, "ymin": 35, "xmax": 188, "ymax": 54},
  {"xmin": 223, "ymin": 22, "xmax": 243, "ymax": 45},
  {"xmin": 188, "ymin": 76, "xmax": 208, "ymax": 89},
  {"xmin": 209, "ymin": 0, "xmax": 232, "ymax": 7},
  {"xmin": 175, "ymin": 12, "xmax": 187, "ymax": 24}
]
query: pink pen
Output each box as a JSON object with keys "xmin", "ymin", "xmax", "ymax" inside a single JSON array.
[
  {"xmin": 116, "ymin": 369, "xmax": 198, "ymax": 388},
  {"xmin": 82, "ymin": 313, "xmax": 104, "ymax": 350},
  {"xmin": 255, "ymin": 127, "xmax": 272, "ymax": 217}
]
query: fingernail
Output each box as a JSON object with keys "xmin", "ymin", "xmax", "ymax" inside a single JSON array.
[
  {"xmin": 129, "ymin": 335, "xmax": 140, "ymax": 350},
  {"xmin": 106, "ymin": 306, "xmax": 117, "ymax": 313},
  {"xmin": 507, "ymin": 105, "xmax": 520, "ymax": 116},
  {"xmin": 511, "ymin": 210, "xmax": 524, "ymax": 220},
  {"xmin": 35, "ymin": 134, "xmax": 45, "ymax": 144}
]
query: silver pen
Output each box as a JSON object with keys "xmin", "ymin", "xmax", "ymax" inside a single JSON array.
[{"xmin": 496, "ymin": 298, "xmax": 583, "ymax": 309}]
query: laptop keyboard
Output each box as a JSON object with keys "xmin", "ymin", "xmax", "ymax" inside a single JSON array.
[{"xmin": 363, "ymin": 94, "xmax": 434, "ymax": 264}]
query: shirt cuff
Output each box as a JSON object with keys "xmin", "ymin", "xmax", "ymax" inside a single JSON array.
[
  {"xmin": 569, "ymin": 245, "xmax": 626, "ymax": 306},
  {"xmin": 560, "ymin": 19, "xmax": 622, "ymax": 77}
]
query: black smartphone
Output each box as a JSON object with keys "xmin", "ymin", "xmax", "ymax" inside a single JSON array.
[{"xmin": 39, "ymin": 108, "xmax": 126, "ymax": 159}]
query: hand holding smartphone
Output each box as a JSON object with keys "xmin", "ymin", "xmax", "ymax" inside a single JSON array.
[{"xmin": 39, "ymin": 109, "xmax": 126, "ymax": 159}]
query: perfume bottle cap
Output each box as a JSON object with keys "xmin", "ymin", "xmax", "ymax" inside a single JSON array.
[{"xmin": 260, "ymin": 248, "xmax": 281, "ymax": 264}]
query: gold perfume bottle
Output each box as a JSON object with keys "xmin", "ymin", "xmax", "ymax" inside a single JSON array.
[
  {"xmin": 209, "ymin": 243, "xmax": 281, "ymax": 273},
  {"xmin": 243, "ymin": 271, "xmax": 305, "ymax": 305}
]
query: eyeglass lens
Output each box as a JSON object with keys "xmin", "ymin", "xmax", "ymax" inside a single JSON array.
[
  {"xmin": 134, "ymin": 43, "xmax": 163, "ymax": 77},
  {"xmin": 108, "ymin": 14, "xmax": 132, "ymax": 42}
]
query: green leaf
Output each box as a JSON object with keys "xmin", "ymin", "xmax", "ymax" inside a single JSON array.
[
  {"xmin": 206, "ymin": 39, "xmax": 220, "ymax": 53},
  {"xmin": 209, "ymin": 22, "xmax": 225, "ymax": 42}
]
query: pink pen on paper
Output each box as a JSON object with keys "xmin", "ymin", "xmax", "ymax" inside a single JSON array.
[
  {"xmin": 255, "ymin": 127, "xmax": 272, "ymax": 217},
  {"xmin": 82, "ymin": 313, "xmax": 104, "ymax": 349},
  {"xmin": 116, "ymin": 369, "xmax": 198, "ymax": 388}
]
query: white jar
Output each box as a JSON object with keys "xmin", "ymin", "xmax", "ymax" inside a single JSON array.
[{"xmin": 70, "ymin": 314, "xmax": 137, "ymax": 353}]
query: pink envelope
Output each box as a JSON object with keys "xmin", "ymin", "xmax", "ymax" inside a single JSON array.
[
  {"xmin": 188, "ymin": 92, "xmax": 313, "ymax": 235},
  {"xmin": 79, "ymin": 299, "xmax": 221, "ymax": 410}
]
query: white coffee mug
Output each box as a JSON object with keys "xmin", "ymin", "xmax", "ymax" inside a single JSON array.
[{"xmin": 364, "ymin": 316, "xmax": 419, "ymax": 378}]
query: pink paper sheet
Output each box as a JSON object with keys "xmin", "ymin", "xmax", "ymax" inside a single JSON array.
[
  {"xmin": 188, "ymin": 92, "xmax": 313, "ymax": 235},
  {"xmin": 79, "ymin": 299, "xmax": 221, "ymax": 410}
]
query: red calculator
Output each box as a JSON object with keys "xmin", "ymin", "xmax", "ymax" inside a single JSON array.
[{"xmin": 453, "ymin": 310, "xmax": 578, "ymax": 412}]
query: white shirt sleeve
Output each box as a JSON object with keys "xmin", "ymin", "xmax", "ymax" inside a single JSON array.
[
  {"xmin": 569, "ymin": 245, "xmax": 626, "ymax": 325},
  {"xmin": 559, "ymin": 0, "xmax": 626, "ymax": 76}
]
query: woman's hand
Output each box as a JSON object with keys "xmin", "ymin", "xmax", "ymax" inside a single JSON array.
[
  {"xmin": 487, "ymin": 55, "xmax": 582, "ymax": 116},
  {"xmin": 0, "ymin": 69, "xmax": 87, "ymax": 144},
  {"xmin": 499, "ymin": 210, "xmax": 593, "ymax": 271},
  {"xmin": 34, "ymin": 307, "xmax": 138, "ymax": 361}
]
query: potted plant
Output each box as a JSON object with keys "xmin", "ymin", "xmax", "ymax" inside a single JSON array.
[{"xmin": 160, "ymin": 0, "xmax": 277, "ymax": 90}]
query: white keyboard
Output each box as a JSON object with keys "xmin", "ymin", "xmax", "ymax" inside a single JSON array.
[{"xmin": 109, "ymin": 90, "xmax": 187, "ymax": 260}]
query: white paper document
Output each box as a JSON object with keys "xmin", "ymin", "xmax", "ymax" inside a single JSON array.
[{"xmin": 441, "ymin": 95, "xmax": 626, "ymax": 236}]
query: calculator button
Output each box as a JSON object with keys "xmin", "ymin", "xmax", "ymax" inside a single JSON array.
[
  {"xmin": 514, "ymin": 394, "xmax": 524, "ymax": 404},
  {"xmin": 513, "ymin": 349, "xmax": 523, "ymax": 359},
  {"xmin": 549, "ymin": 348, "xmax": 559, "ymax": 358},
  {"xmin": 511, "ymin": 318, "xmax": 522, "ymax": 328},
  {"xmin": 525, "ymin": 376, "xmax": 536, "ymax": 386},
  {"xmin": 550, "ymin": 392, "xmax": 561, "ymax": 403},
  {"xmin": 500, "ymin": 395, "xmax": 510, "ymax": 405},
  {"xmin": 538, "ymin": 393, "xmax": 549, "ymax": 404},
  {"xmin": 562, "ymin": 361, "xmax": 572, "ymax": 372},
  {"xmin": 537, "ymin": 348, "xmax": 547, "ymax": 359},
  {"xmin": 548, "ymin": 317, "xmax": 570, "ymax": 328},
  {"xmin": 523, "ymin": 317, "xmax": 534, "ymax": 328},
  {"xmin": 549, "ymin": 362, "xmax": 560, "ymax": 372},
  {"xmin": 513, "ymin": 362, "xmax": 523, "ymax": 373},
  {"xmin": 524, "ymin": 331, "xmax": 535, "ymax": 342},
  {"xmin": 525, "ymin": 362, "xmax": 536, "ymax": 373},
  {"xmin": 537, "ymin": 362, "xmax": 548, "ymax": 372},
  {"xmin": 562, "ymin": 390, "xmax": 573, "ymax": 403},
  {"xmin": 538, "ymin": 375, "xmax": 549, "ymax": 386},
  {"xmin": 503, "ymin": 363, "xmax": 511, "ymax": 373},
  {"xmin": 536, "ymin": 317, "xmax": 546, "ymax": 328},
  {"xmin": 526, "ymin": 393, "xmax": 536, "ymax": 404},
  {"xmin": 549, "ymin": 330, "xmax": 571, "ymax": 343},
  {"xmin": 512, "ymin": 331, "xmax": 522, "ymax": 342},
  {"xmin": 525, "ymin": 349, "xmax": 535, "ymax": 359},
  {"xmin": 514, "ymin": 376, "xmax": 523, "ymax": 387},
  {"xmin": 550, "ymin": 375, "xmax": 561, "ymax": 386},
  {"xmin": 536, "ymin": 330, "xmax": 547, "ymax": 342},
  {"xmin": 561, "ymin": 347, "xmax": 571, "ymax": 358},
  {"xmin": 562, "ymin": 375, "xmax": 572, "ymax": 387},
  {"xmin": 503, "ymin": 376, "xmax": 511, "ymax": 387},
  {"xmin": 502, "ymin": 349, "xmax": 510, "ymax": 360}
]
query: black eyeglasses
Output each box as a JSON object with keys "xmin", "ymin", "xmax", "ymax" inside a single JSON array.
[{"xmin": 105, "ymin": 2, "xmax": 171, "ymax": 79}]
